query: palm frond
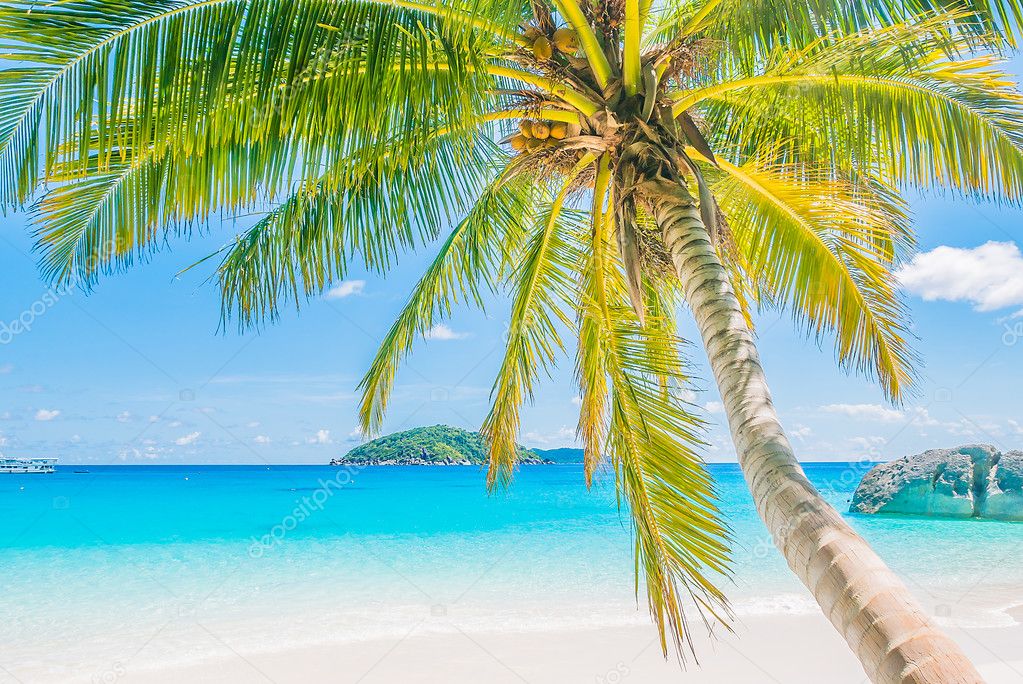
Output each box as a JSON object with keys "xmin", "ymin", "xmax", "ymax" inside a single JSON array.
[
  {"xmin": 216, "ymin": 131, "xmax": 504, "ymax": 326},
  {"xmin": 575, "ymin": 154, "xmax": 613, "ymax": 485},
  {"xmin": 661, "ymin": 0, "xmax": 1023, "ymax": 58},
  {"xmin": 480, "ymin": 153, "xmax": 595, "ymax": 489},
  {"xmin": 679, "ymin": 17, "xmax": 1023, "ymax": 203},
  {"xmin": 0, "ymin": 0, "xmax": 515, "ymax": 209},
  {"xmin": 358, "ymin": 172, "xmax": 534, "ymax": 434},
  {"xmin": 711, "ymin": 153, "xmax": 917, "ymax": 400},
  {"xmin": 31, "ymin": 144, "xmax": 170, "ymax": 287},
  {"xmin": 593, "ymin": 182, "xmax": 731, "ymax": 656}
]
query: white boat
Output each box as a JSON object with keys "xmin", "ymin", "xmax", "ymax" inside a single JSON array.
[{"xmin": 0, "ymin": 457, "xmax": 57, "ymax": 473}]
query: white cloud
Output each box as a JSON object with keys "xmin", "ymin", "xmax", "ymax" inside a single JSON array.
[
  {"xmin": 821, "ymin": 403, "xmax": 906, "ymax": 422},
  {"xmin": 0, "ymin": 434, "xmax": 7, "ymax": 447},
  {"xmin": 247, "ymin": 421, "xmax": 260, "ymax": 428},
  {"xmin": 116, "ymin": 411, "xmax": 131, "ymax": 423},
  {"xmin": 523, "ymin": 426, "xmax": 577, "ymax": 446},
  {"xmin": 704, "ymin": 401, "xmax": 725, "ymax": 414},
  {"xmin": 307, "ymin": 429, "xmax": 332, "ymax": 445},
  {"xmin": 898, "ymin": 241, "xmax": 1023, "ymax": 315},
  {"xmin": 850, "ymin": 436, "xmax": 887, "ymax": 450},
  {"xmin": 0, "ymin": 364, "xmax": 12, "ymax": 374},
  {"xmin": 175, "ymin": 431, "xmax": 201, "ymax": 446},
  {"xmin": 148, "ymin": 415, "xmax": 160, "ymax": 423},
  {"xmin": 944, "ymin": 416, "xmax": 1003, "ymax": 439},
  {"xmin": 1009, "ymin": 419, "xmax": 1023, "ymax": 436},
  {"xmin": 34, "ymin": 409, "xmax": 60, "ymax": 421},
  {"xmin": 254, "ymin": 435, "xmax": 271, "ymax": 444},
  {"xmin": 119, "ymin": 446, "xmax": 163, "ymax": 461},
  {"xmin": 790, "ymin": 425, "xmax": 813, "ymax": 441},
  {"xmin": 822, "ymin": 403, "xmax": 943, "ymax": 429},
  {"xmin": 571, "ymin": 396, "xmax": 582, "ymax": 406},
  {"xmin": 422, "ymin": 324, "xmax": 469, "ymax": 341},
  {"xmin": 703, "ymin": 433, "xmax": 735, "ymax": 458},
  {"xmin": 325, "ymin": 280, "xmax": 366, "ymax": 299}
]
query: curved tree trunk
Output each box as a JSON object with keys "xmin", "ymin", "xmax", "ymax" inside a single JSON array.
[{"xmin": 640, "ymin": 177, "xmax": 984, "ymax": 684}]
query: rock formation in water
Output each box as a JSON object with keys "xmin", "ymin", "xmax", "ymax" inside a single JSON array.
[{"xmin": 851, "ymin": 444, "xmax": 1023, "ymax": 520}]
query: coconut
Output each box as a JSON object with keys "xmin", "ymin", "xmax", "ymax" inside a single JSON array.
[
  {"xmin": 510, "ymin": 135, "xmax": 528, "ymax": 151},
  {"xmin": 531, "ymin": 121, "xmax": 551, "ymax": 139},
  {"xmin": 518, "ymin": 119, "xmax": 534, "ymax": 138},
  {"xmin": 532, "ymin": 36, "xmax": 553, "ymax": 60},
  {"xmin": 549, "ymin": 122, "xmax": 568, "ymax": 139},
  {"xmin": 552, "ymin": 28, "xmax": 578, "ymax": 54}
]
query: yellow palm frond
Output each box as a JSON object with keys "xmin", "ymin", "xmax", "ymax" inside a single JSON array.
[
  {"xmin": 480, "ymin": 153, "xmax": 596, "ymax": 489},
  {"xmin": 595, "ymin": 190, "xmax": 732, "ymax": 655},
  {"xmin": 712, "ymin": 154, "xmax": 916, "ymax": 400}
]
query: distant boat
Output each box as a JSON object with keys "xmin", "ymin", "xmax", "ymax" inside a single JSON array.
[{"xmin": 0, "ymin": 457, "xmax": 57, "ymax": 474}]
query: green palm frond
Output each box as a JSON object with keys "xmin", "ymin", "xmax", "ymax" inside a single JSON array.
[
  {"xmin": 358, "ymin": 173, "xmax": 534, "ymax": 434},
  {"xmin": 0, "ymin": 0, "xmax": 248, "ymax": 206},
  {"xmin": 683, "ymin": 18, "xmax": 1023, "ymax": 202},
  {"xmin": 480, "ymin": 154, "xmax": 595, "ymax": 488},
  {"xmin": 0, "ymin": 0, "xmax": 513, "ymax": 209},
  {"xmin": 31, "ymin": 144, "xmax": 173, "ymax": 287},
  {"xmin": 663, "ymin": 0, "xmax": 1023, "ymax": 57},
  {"xmin": 605, "ymin": 323, "xmax": 731, "ymax": 656},
  {"xmin": 30, "ymin": 60, "xmax": 503, "ymax": 290},
  {"xmin": 215, "ymin": 130, "xmax": 504, "ymax": 326}
]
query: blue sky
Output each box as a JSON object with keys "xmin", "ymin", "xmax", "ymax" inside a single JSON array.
[{"xmin": 2, "ymin": 135, "xmax": 1023, "ymax": 468}]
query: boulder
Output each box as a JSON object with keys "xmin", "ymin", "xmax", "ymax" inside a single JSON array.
[{"xmin": 851, "ymin": 444, "xmax": 1023, "ymax": 521}]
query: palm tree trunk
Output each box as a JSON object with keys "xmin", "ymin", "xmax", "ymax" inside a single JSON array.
[{"xmin": 639, "ymin": 177, "xmax": 984, "ymax": 684}]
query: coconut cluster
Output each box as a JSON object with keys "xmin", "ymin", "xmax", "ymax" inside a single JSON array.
[
  {"xmin": 509, "ymin": 118, "xmax": 582, "ymax": 151},
  {"xmin": 523, "ymin": 26, "xmax": 579, "ymax": 60}
]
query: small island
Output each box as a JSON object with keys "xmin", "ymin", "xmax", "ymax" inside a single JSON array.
[{"xmin": 330, "ymin": 425, "xmax": 554, "ymax": 466}]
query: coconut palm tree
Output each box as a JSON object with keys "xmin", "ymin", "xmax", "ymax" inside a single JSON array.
[{"xmin": 4, "ymin": 0, "xmax": 1023, "ymax": 680}]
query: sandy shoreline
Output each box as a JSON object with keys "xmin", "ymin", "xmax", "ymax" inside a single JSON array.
[{"xmin": 108, "ymin": 613, "xmax": 1023, "ymax": 684}]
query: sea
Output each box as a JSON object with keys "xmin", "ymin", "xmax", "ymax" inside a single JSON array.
[{"xmin": 2, "ymin": 463, "xmax": 1021, "ymax": 681}]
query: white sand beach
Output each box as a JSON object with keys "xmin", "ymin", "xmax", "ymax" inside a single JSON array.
[{"xmin": 117, "ymin": 612, "xmax": 1023, "ymax": 684}]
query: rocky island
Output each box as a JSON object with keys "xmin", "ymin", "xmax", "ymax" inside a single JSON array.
[
  {"xmin": 329, "ymin": 425, "xmax": 553, "ymax": 466},
  {"xmin": 851, "ymin": 444, "xmax": 1023, "ymax": 521}
]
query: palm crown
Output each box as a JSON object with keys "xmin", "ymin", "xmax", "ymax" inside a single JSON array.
[{"xmin": 4, "ymin": 0, "xmax": 1023, "ymax": 659}]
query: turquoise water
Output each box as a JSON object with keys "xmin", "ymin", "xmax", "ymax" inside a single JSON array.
[{"xmin": 2, "ymin": 464, "xmax": 1021, "ymax": 681}]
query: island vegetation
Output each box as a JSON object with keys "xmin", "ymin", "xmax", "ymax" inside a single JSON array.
[{"xmin": 330, "ymin": 425, "xmax": 552, "ymax": 466}]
